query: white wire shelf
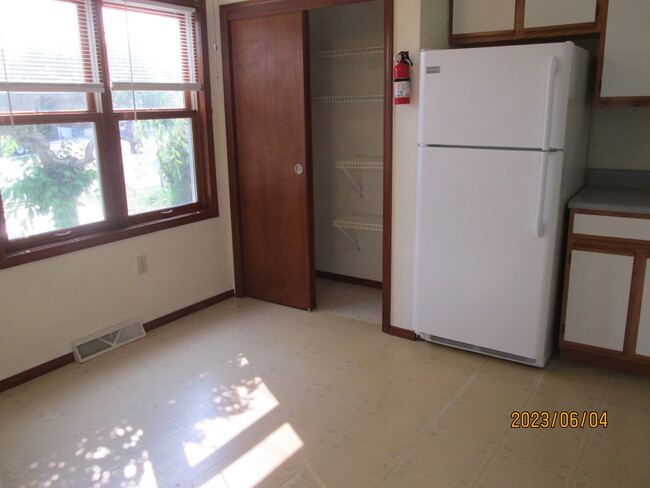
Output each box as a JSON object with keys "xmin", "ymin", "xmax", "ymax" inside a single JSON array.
[
  {"xmin": 333, "ymin": 214, "xmax": 383, "ymax": 232},
  {"xmin": 335, "ymin": 158, "xmax": 383, "ymax": 170},
  {"xmin": 336, "ymin": 158, "xmax": 383, "ymax": 197},
  {"xmin": 333, "ymin": 214, "xmax": 383, "ymax": 250},
  {"xmin": 313, "ymin": 46, "xmax": 384, "ymax": 58},
  {"xmin": 313, "ymin": 95, "xmax": 383, "ymax": 103}
]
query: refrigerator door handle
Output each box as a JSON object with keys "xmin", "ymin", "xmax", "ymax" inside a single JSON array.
[
  {"xmin": 535, "ymin": 152, "xmax": 549, "ymax": 237},
  {"xmin": 541, "ymin": 56, "xmax": 558, "ymax": 151},
  {"xmin": 535, "ymin": 56, "xmax": 558, "ymax": 238}
]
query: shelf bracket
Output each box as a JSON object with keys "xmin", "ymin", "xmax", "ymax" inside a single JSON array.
[
  {"xmin": 335, "ymin": 225, "xmax": 360, "ymax": 251},
  {"xmin": 340, "ymin": 167, "xmax": 364, "ymax": 197}
]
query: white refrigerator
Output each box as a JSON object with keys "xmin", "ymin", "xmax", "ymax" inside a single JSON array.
[{"xmin": 412, "ymin": 42, "xmax": 591, "ymax": 367}]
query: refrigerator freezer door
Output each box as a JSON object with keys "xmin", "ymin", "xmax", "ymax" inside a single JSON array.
[
  {"xmin": 418, "ymin": 43, "xmax": 574, "ymax": 150},
  {"xmin": 412, "ymin": 147, "xmax": 563, "ymax": 363}
]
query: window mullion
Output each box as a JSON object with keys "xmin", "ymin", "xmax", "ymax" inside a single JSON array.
[{"xmin": 93, "ymin": 0, "xmax": 129, "ymax": 226}]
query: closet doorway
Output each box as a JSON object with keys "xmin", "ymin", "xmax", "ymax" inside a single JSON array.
[
  {"xmin": 220, "ymin": 0, "xmax": 394, "ymax": 330},
  {"xmin": 310, "ymin": 1, "xmax": 385, "ymax": 325}
]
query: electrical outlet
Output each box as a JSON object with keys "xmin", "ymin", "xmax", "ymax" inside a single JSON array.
[{"xmin": 136, "ymin": 255, "xmax": 148, "ymax": 274}]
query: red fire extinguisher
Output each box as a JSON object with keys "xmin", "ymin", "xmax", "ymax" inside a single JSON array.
[{"xmin": 394, "ymin": 51, "xmax": 413, "ymax": 105}]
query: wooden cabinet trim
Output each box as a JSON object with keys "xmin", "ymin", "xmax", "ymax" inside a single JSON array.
[
  {"xmin": 624, "ymin": 252, "xmax": 647, "ymax": 355},
  {"xmin": 222, "ymin": 0, "xmax": 371, "ymax": 21},
  {"xmin": 571, "ymin": 236, "xmax": 650, "ymax": 254},
  {"xmin": 560, "ymin": 338, "xmax": 626, "ymax": 356},
  {"xmin": 560, "ymin": 347, "xmax": 650, "ymax": 376},
  {"xmin": 571, "ymin": 208, "xmax": 650, "ymax": 220}
]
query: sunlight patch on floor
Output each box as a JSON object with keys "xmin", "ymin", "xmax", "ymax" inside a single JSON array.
[
  {"xmin": 216, "ymin": 423, "xmax": 303, "ymax": 488},
  {"xmin": 187, "ymin": 379, "xmax": 280, "ymax": 467}
]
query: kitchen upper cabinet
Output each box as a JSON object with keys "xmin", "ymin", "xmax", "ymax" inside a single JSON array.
[
  {"xmin": 451, "ymin": 0, "xmax": 516, "ymax": 35},
  {"xmin": 597, "ymin": 0, "xmax": 650, "ymax": 105},
  {"xmin": 450, "ymin": 0, "xmax": 603, "ymax": 45},
  {"xmin": 524, "ymin": 0, "xmax": 597, "ymax": 29},
  {"xmin": 563, "ymin": 249, "xmax": 633, "ymax": 352}
]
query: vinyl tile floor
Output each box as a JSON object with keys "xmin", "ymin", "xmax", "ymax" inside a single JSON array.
[
  {"xmin": 1, "ymin": 297, "xmax": 649, "ymax": 488},
  {"xmin": 315, "ymin": 278, "xmax": 382, "ymax": 325}
]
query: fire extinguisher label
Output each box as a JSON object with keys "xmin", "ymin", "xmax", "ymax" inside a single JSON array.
[{"xmin": 394, "ymin": 80, "xmax": 410, "ymax": 98}]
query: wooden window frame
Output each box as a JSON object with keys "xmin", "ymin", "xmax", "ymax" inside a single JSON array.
[{"xmin": 0, "ymin": 0, "xmax": 217, "ymax": 269}]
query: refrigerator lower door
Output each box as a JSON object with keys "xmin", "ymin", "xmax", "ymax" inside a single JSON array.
[{"xmin": 413, "ymin": 147, "xmax": 563, "ymax": 365}]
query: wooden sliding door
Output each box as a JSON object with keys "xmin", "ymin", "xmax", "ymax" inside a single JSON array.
[{"xmin": 224, "ymin": 10, "xmax": 315, "ymax": 310}]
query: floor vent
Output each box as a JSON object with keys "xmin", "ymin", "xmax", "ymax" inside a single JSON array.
[{"xmin": 72, "ymin": 320, "xmax": 145, "ymax": 362}]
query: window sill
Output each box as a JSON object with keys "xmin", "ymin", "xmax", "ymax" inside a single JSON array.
[{"xmin": 1, "ymin": 208, "xmax": 219, "ymax": 269}]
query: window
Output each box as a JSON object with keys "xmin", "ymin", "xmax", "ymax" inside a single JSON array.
[{"xmin": 0, "ymin": 0, "xmax": 216, "ymax": 267}]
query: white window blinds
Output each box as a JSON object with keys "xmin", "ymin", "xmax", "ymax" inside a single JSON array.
[
  {"xmin": 103, "ymin": 0, "xmax": 200, "ymax": 93},
  {"xmin": 0, "ymin": 0, "xmax": 103, "ymax": 93}
]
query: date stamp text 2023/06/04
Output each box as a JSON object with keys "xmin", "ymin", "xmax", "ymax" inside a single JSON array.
[{"xmin": 511, "ymin": 411, "xmax": 608, "ymax": 429}]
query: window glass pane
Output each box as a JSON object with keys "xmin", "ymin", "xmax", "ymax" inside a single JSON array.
[
  {"xmin": 0, "ymin": 93, "xmax": 87, "ymax": 114},
  {"xmin": 112, "ymin": 91, "xmax": 185, "ymax": 110},
  {"xmin": 0, "ymin": 123, "xmax": 104, "ymax": 239},
  {"xmin": 120, "ymin": 118, "xmax": 196, "ymax": 215}
]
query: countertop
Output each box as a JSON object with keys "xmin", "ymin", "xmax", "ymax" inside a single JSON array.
[{"xmin": 568, "ymin": 169, "xmax": 650, "ymax": 215}]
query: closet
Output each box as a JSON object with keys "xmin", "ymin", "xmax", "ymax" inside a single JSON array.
[
  {"xmin": 220, "ymin": 0, "xmax": 390, "ymax": 326},
  {"xmin": 310, "ymin": 1, "xmax": 384, "ymax": 324}
]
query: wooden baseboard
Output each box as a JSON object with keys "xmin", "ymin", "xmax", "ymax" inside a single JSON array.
[
  {"xmin": 315, "ymin": 270, "xmax": 382, "ymax": 289},
  {"xmin": 144, "ymin": 290, "xmax": 235, "ymax": 332},
  {"xmin": 0, "ymin": 353, "xmax": 76, "ymax": 394},
  {"xmin": 0, "ymin": 289, "xmax": 235, "ymax": 393},
  {"xmin": 387, "ymin": 325, "xmax": 417, "ymax": 340},
  {"xmin": 560, "ymin": 347, "xmax": 650, "ymax": 377}
]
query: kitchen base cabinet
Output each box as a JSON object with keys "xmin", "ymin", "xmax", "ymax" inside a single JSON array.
[
  {"xmin": 564, "ymin": 250, "xmax": 633, "ymax": 351},
  {"xmin": 559, "ymin": 209, "xmax": 650, "ymax": 376}
]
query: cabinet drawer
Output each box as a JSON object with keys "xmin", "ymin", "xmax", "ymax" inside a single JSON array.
[{"xmin": 573, "ymin": 213, "xmax": 650, "ymax": 241}]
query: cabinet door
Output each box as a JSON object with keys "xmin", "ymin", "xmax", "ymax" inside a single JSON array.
[
  {"xmin": 636, "ymin": 258, "xmax": 650, "ymax": 357},
  {"xmin": 564, "ymin": 250, "xmax": 633, "ymax": 351},
  {"xmin": 524, "ymin": 0, "xmax": 597, "ymax": 29},
  {"xmin": 600, "ymin": 0, "xmax": 650, "ymax": 99},
  {"xmin": 452, "ymin": 0, "xmax": 516, "ymax": 35}
]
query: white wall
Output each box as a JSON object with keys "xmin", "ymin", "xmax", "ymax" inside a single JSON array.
[
  {"xmin": 0, "ymin": 1, "xmax": 236, "ymax": 381},
  {"xmin": 587, "ymin": 107, "xmax": 650, "ymax": 170},
  {"xmin": 390, "ymin": 0, "xmax": 448, "ymax": 330}
]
